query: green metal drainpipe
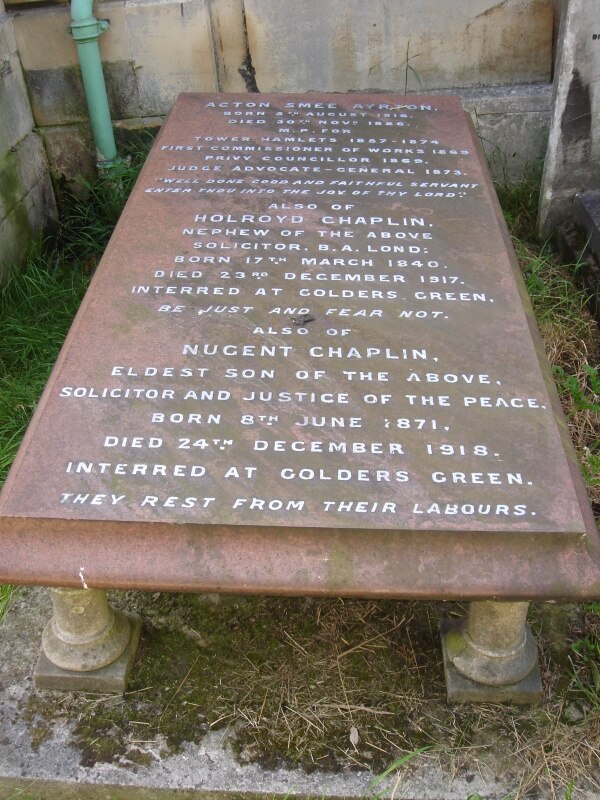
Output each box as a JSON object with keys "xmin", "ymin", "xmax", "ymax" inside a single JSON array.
[{"xmin": 69, "ymin": 0, "xmax": 118, "ymax": 168}]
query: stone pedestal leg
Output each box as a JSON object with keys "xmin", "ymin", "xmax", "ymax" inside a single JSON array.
[
  {"xmin": 440, "ymin": 601, "xmax": 542, "ymax": 704},
  {"xmin": 35, "ymin": 588, "xmax": 141, "ymax": 693}
]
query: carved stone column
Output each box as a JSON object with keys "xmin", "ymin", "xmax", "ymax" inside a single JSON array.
[
  {"xmin": 35, "ymin": 588, "xmax": 141, "ymax": 693},
  {"xmin": 440, "ymin": 600, "xmax": 542, "ymax": 703}
]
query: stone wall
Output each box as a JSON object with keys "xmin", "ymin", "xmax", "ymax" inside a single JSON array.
[
  {"xmin": 244, "ymin": 0, "xmax": 552, "ymax": 92},
  {"xmin": 0, "ymin": 0, "xmax": 56, "ymax": 276},
  {"xmin": 7, "ymin": 0, "xmax": 556, "ymax": 186}
]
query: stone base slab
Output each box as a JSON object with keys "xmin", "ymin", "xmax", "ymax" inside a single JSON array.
[
  {"xmin": 0, "ymin": 588, "xmax": 569, "ymax": 798},
  {"xmin": 34, "ymin": 611, "xmax": 141, "ymax": 693},
  {"xmin": 440, "ymin": 618, "xmax": 543, "ymax": 704}
]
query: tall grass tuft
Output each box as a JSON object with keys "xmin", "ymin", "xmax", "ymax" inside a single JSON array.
[
  {"xmin": 59, "ymin": 142, "xmax": 151, "ymax": 265},
  {"xmin": 0, "ymin": 245, "xmax": 91, "ymax": 483},
  {"xmin": 494, "ymin": 160, "xmax": 543, "ymax": 244}
]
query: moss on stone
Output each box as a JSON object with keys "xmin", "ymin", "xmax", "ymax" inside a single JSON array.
[
  {"xmin": 0, "ymin": 149, "xmax": 34, "ymax": 269},
  {"xmin": 0, "ymin": 153, "xmax": 21, "ymax": 210},
  {"xmin": 21, "ymin": 595, "xmax": 455, "ymax": 771},
  {"xmin": 21, "ymin": 594, "xmax": 594, "ymax": 781}
]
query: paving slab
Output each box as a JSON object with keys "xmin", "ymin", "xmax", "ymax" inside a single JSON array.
[{"xmin": 0, "ymin": 587, "xmax": 569, "ymax": 800}]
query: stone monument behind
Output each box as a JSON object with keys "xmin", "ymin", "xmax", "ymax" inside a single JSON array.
[{"xmin": 538, "ymin": 0, "xmax": 600, "ymax": 235}]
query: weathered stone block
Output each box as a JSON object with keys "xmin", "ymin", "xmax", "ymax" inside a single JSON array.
[
  {"xmin": 10, "ymin": 4, "xmax": 78, "ymax": 71},
  {"xmin": 0, "ymin": 13, "xmax": 34, "ymax": 152},
  {"xmin": 40, "ymin": 122, "xmax": 96, "ymax": 191},
  {"xmin": 0, "ymin": 164, "xmax": 56, "ymax": 275},
  {"xmin": 208, "ymin": 0, "xmax": 248, "ymax": 92},
  {"xmin": 123, "ymin": 0, "xmax": 217, "ymax": 116},
  {"xmin": 13, "ymin": 0, "xmax": 217, "ymax": 125},
  {"xmin": 0, "ymin": 2, "xmax": 56, "ymax": 271},
  {"xmin": 0, "ymin": 196, "xmax": 33, "ymax": 274},
  {"xmin": 0, "ymin": 131, "xmax": 50, "ymax": 221},
  {"xmin": 25, "ymin": 65, "xmax": 87, "ymax": 127},
  {"xmin": 538, "ymin": 0, "xmax": 600, "ymax": 234},
  {"xmin": 244, "ymin": 0, "xmax": 553, "ymax": 92},
  {"xmin": 12, "ymin": 5, "xmax": 91, "ymax": 127},
  {"xmin": 454, "ymin": 84, "xmax": 552, "ymax": 182},
  {"xmin": 25, "ymin": 59, "xmax": 159, "ymax": 128},
  {"xmin": 103, "ymin": 59, "xmax": 144, "ymax": 120}
]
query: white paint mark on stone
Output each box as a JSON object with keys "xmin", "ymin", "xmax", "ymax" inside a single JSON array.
[{"xmin": 79, "ymin": 567, "xmax": 89, "ymax": 589}]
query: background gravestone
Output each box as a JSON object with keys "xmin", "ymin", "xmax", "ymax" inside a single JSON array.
[{"xmin": 538, "ymin": 0, "xmax": 600, "ymax": 235}]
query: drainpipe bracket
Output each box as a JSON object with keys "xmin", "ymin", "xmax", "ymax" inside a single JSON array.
[{"xmin": 69, "ymin": 17, "xmax": 110, "ymax": 43}]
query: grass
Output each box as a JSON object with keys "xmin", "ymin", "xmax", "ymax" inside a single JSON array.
[
  {"xmin": 58, "ymin": 153, "xmax": 148, "ymax": 265},
  {"xmin": 568, "ymin": 601, "xmax": 600, "ymax": 714},
  {"xmin": 1, "ymin": 155, "xmax": 600, "ymax": 798},
  {"xmin": 0, "ymin": 583, "xmax": 15, "ymax": 619},
  {"xmin": 571, "ymin": 635, "xmax": 600, "ymax": 710},
  {"xmin": 0, "ymin": 245, "xmax": 91, "ymax": 481}
]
